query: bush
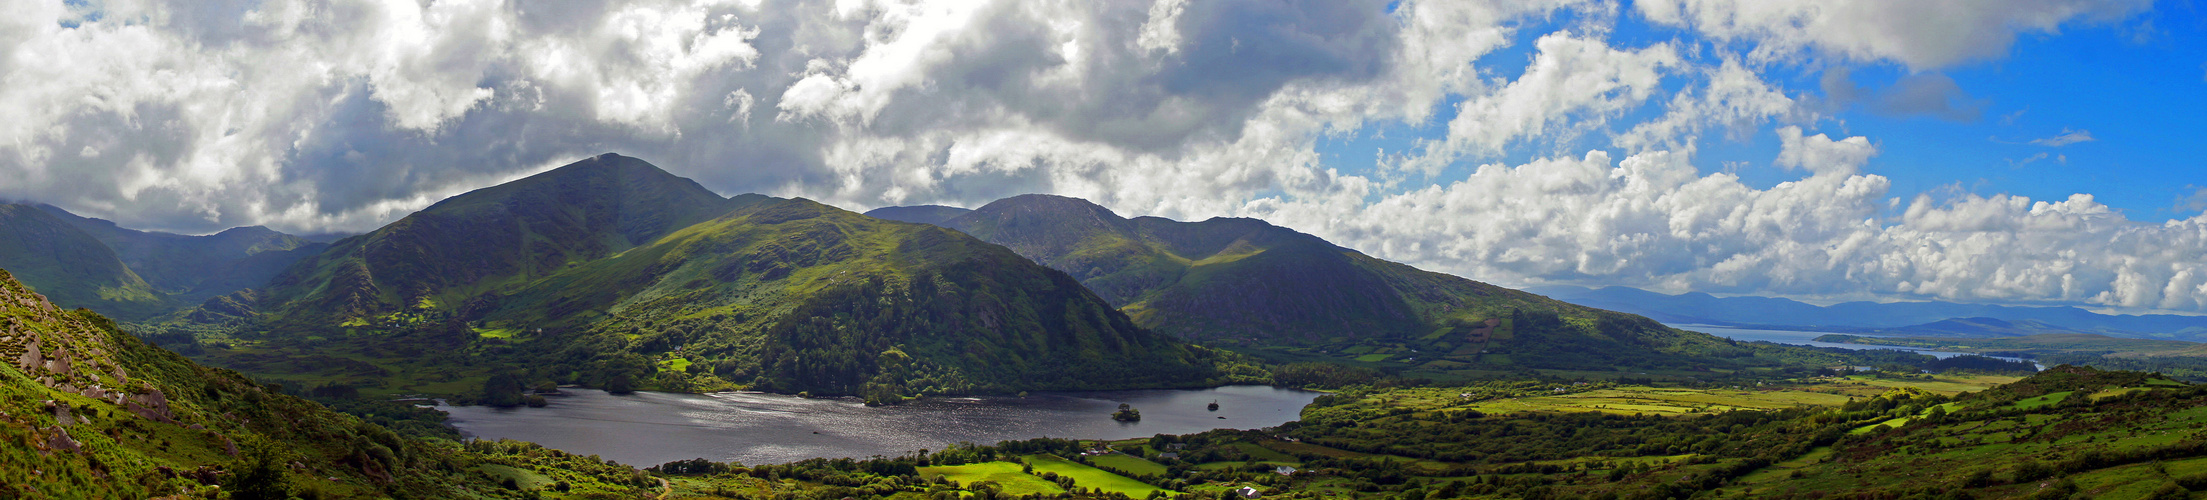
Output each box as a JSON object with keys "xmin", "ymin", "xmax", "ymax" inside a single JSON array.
[
  {"xmin": 227, "ymin": 439, "xmax": 294, "ymax": 500},
  {"xmin": 2012, "ymin": 460, "xmax": 2053, "ymax": 483}
]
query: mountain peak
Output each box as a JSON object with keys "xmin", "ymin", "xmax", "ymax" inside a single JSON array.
[{"xmin": 257, "ymin": 154, "xmax": 745, "ymax": 327}]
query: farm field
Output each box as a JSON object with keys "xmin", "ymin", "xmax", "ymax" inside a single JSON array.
[
  {"xmin": 1023, "ymin": 455, "xmax": 1170, "ymax": 497},
  {"xmin": 1086, "ymin": 453, "xmax": 1168, "ymax": 477},
  {"xmin": 1314, "ymin": 373, "xmax": 2013, "ymax": 420},
  {"xmin": 917, "ymin": 462, "xmax": 1067, "ymax": 496}
]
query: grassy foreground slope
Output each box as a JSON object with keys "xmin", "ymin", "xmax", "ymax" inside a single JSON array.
[
  {"xmin": 0, "ymin": 268, "xmax": 658, "ymax": 498},
  {"xmin": 886, "ymin": 195, "xmax": 1916, "ymax": 377}
]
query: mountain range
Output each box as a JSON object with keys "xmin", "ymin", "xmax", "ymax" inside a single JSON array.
[
  {"xmin": 867, "ymin": 195, "xmax": 1905, "ymax": 375},
  {"xmin": 8, "ymin": 153, "xmax": 1928, "ymax": 400},
  {"xmin": 1528, "ymin": 285, "xmax": 2207, "ymax": 341},
  {"xmin": 0, "ymin": 201, "xmax": 325, "ymax": 321},
  {"xmin": 202, "ymin": 154, "xmax": 1251, "ymax": 399}
]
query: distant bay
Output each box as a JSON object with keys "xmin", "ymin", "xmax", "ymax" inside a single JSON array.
[
  {"xmin": 1676, "ymin": 324, "xmax": 2035, "ymax": 364},
  {"xmin": 438, "ymin": 385, "xmax": 1319, "ymax": 467}
]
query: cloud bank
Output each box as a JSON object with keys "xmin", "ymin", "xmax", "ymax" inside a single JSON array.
[{"xmin": 2, "ymin": 0, "xmax": 2188, "ymax": 311}]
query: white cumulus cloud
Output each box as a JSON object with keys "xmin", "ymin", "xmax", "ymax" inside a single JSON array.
[{"xmin": 0, "ymin": 0, "xmax": 2195, "ymax": 314}]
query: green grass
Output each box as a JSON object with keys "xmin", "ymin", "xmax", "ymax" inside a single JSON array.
[
  {"xmin": 1232, "ymin": 443, "xmax": 1299, "ymax": 463},
  {"xmin": 1263, "ymin": 440, "xmax": 1370, "ymax": 459},
  {"xmin": 1850, "ymin": 416, "xmax": 1915, "ymax": 435},
  {"xmin": 918, "ymin": 462, "xmax": 1066, "ymax": 496},
  {"xmin": 475, "ymin": 464, "xmax": 554, "ymax": 490},
  {"xmin": 474, "ymin": 327, "xmax": 517, "ymax": 339},
  {"xmin": 2011, "ymin": 391, "xmax": 2072, "ymax": 410},
  {"xmin": 1353, "ymin": 353, "xmax": 1393, "ymax": 362},
  {"xmin": 1088, "ymin": 454, "xmax": 1168, "ymax": 477},
  {"xmin": 1024, "ymin": 455, "xmax": 1169, "ymax": 497}
]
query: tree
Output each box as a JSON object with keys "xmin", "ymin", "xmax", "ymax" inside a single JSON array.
[
  {"xmin": 481, "ymin": 373, "xmax": 526, "ymax": 407},
  {"xmin": 1113, "ymin": 403, "xmax": 1142, "ymax": 422},
  {"xmin": 228, "ymin": 438, "xmax": 294, "ymax": 500},
  {"xmin": 606, "ymin": 373, "xmax": 637, "ymax": 394}
]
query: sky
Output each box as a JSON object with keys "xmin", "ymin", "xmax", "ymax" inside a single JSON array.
[{"xmin": 5, "ymin": 0, "xmax": 2207, "ymax": 313}]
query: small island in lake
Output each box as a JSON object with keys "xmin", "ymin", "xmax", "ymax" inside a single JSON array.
[
  {"xmin": 1208, "ymin": 400, "xmax": 1219, "ymax": 411},
  {"xmin": 1112, "ymin": 403, "xmax": 1142, "ymax": 421}
]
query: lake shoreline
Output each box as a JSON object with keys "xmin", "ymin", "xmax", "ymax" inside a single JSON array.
[{"xmin": 437, "ymin": 384, "xmax": 1322, "ymax": 467}]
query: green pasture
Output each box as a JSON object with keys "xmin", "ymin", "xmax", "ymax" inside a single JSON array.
[
  {"xmin": 1024, "ymin": 454, "xmax": 1168, "ymax": 497},
  {"xmin": 1087, "ymin": 454, "xmax": 1167, "ymax": 477},
  {"xmin": 917, "ymin": 462, "xmax": 1066, "ymax": 496}
]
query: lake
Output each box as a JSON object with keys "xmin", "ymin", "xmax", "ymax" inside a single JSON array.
[{"xmin": 436, "ymin": 385, "xmax": 1320, "ymax": 467}]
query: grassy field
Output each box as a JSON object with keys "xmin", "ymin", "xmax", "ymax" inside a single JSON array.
[
  {"xmin": 1343, "ymin": 378, "xmax": 1976, "ymax": 418},
  {"xmin": 1024, "ymin": 455, "xmax": 1169, "ymax": 497},
  {"xmin": 1087, "ymin": 453, "xmax": 1168, "ymax": 477},
  {"xmin": 1844, "ymin": 373, "xmax": 2019, "ymax": 395},
  {"xmin": 2011, "ymin": 390, "xmax": 2071, "ymax": 410},
  {"xmin": 917, "ymin": 462, "xmax": 1066, "ymax": 496},
  {"xmin": 475, "ymin": 464, "xmax": 555, "ymax": 490},
  {"xmin": 1261, "ymin": 439, "xmax": 1370, "ymax": 459},
  {"xmin": 1231, "ymin": 443, "xmax": 1299, "ymax": 463}
]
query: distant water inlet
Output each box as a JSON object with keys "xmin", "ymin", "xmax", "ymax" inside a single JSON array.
[
  {"xmin": 437, "ymin": 385, "xmax": 1320, "ymax": 467},
  {"xmin": 1676, "ymin": 324, "xmax": 2038, "ymax": 364}
]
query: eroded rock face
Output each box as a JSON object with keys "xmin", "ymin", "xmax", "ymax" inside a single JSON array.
[
  {"xmin": 2, "ymin": 270, "xmax": 185, "ymax": 429},
  {"xmin": 44, "ymin": 426, "xmax": 79, "ymax": 452},
  {"xmin": 127, "ymin": 389, "xmax": 176, "ymax": 423},
  {"xmin": 44, "ymin": 400, "xmax": 72, "ymax": 426}
]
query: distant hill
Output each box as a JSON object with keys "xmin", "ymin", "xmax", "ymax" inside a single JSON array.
[
  {"xmin": 1879, "ymin": 317, "xmax": 2088, "ymax": 337},
  {"xmin": 0, "ymin": 204, "xmax": 166, "ymax": 318},
  {"xmin": 928, "ymin": 194, "xmax": 1441, "ymax": 343},
  {"xmin": 35, "ymin": 204, "xmax": 325, "ymax": 306},
  {"xmin": 0, "ymin": 202, "xmax": 331, "ymax": 321},
  {"xmin": 1529, "ymin": 285, "xmax": 2207, "ymax": 341},
  {"xmin": 227, "ymin": 154, "xmax": 1247, "ymax": 399},
  {"xmin": 872, "ymin": 195, "xmax": 1905, "ymax": 375},
  {"xmin": 863, "ymin": 204, "xmax": 971, "ymax": 225}
]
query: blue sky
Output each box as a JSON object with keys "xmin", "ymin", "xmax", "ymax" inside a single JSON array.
[
  {"xmin": 1314, "ymin": 3, "xmax": 2207, "ymax": 223},
  {"xmin": 8, "ymin": 0, "xmax": 2207, "ymax": 312}
]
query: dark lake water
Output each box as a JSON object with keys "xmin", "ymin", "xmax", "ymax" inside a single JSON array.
[{"xmin": 437, "ymin": 385, "xmax": 1319, "ymax": 467}]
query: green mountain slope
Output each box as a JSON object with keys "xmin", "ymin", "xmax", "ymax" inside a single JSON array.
[
  {"xmin": 36, "ymin": 204, "xmax": 326, "ymax": 306},
  {"xmin": 0, "ymin": 204, "xmax": 167, "ymax": 319},
  {"xmin": 864, "ymin": 204, "xmax": 972, "ymax": 225},
  {"xmin": 902, "ymin": 194, "xmax": 1882, "ymax": 374},
  {"xmin": 216, "ymin": 155, "xmax": 1247, "ymax": 399},
  {"xmin": 0, "ymin": 268, "xmax": 655, "ymax": 498},
  {"xmin": 477, "ymin": 196, "xmax": 1240, "ymax": 397},
  {"xmin": 257, "ymin": 153, "xmax": 739, "ymax": 328}
]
